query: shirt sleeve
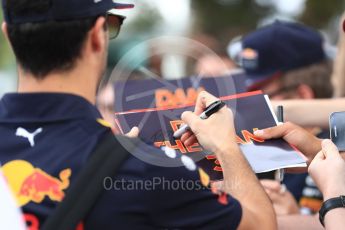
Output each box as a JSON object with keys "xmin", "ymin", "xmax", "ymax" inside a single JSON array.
[{"xmin": 146, "ymin": 164, "xmax": 242, "ymax": 230}]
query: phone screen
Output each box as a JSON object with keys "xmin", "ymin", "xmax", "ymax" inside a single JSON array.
[{"xmin": 330, "ymin": 112, "xmax": 345, "ymax": 152}]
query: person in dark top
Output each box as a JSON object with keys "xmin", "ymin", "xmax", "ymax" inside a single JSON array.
[
  {"xmin": 229, "ymin": 21, "xmax": 333, "ymax": 229},
  {"xmin": 0, "ymin": 0, "xmax": 276, "ymax": 229}
]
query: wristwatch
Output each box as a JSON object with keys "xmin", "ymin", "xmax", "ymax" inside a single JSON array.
[{"xmin": 319, "ymin": 195, "xmax": 345, "ymax": 226}]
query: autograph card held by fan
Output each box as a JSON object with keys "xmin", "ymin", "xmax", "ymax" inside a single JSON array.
[{"xmin": 115, "ymin": 91, "xmax": 306, "ymax": 180}]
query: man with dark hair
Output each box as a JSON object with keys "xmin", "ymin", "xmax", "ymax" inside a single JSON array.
[
  {"xmin": 0, "ymin": 0, "xmax": 276, "ymax": 229},
  {"xmin": 279, "ymin": 61, "xmax": 333, "ymax": 100}
]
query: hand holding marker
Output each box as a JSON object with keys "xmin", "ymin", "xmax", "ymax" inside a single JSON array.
[{"xmin": 173, "ymin": 100, "xmax": 226, "ymax": 139}]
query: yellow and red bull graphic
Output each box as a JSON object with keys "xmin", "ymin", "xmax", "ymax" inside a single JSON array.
[
  {"xmin": 2, "ymin": 160, "xmax": 71, "ymax": 206},
  {"xmin": 2, "ymin": 160, "xmax": 73, "ymax": 229}
]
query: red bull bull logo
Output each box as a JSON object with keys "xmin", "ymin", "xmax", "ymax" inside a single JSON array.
[
  {"xmin": 18, "ymin": 167, "xmax": 71, "ymax": 203},
  {"xmin": 2, "ymin": 160, "xmax": 71, "ymax": 206}
]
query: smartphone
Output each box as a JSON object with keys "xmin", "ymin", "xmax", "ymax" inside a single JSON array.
[{"xmin": 330, "ymin": 111, "xmax": 345, "ymax": 151}]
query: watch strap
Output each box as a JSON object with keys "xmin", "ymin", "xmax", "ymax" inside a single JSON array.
[{"xmin": 319, "ymin": 195, "xmax": 345, "ymax": 226}]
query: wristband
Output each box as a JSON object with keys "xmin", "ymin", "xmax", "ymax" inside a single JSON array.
[{"xmin": 319, "ymin": 195, "xmax": 345, "ymax": 227}]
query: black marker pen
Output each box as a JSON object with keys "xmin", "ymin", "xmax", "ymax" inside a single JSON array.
[{"xmin": 173, "ymin": 100, "xmax": 226, "ymax": 139}]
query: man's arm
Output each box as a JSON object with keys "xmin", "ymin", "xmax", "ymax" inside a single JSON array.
[
  {"xmin": 277, "ymin": 215, "xmax": 323, "ymax": 230},
  {"xmin": 272, "ymin": 99, "xmax": 345, "ymax": 129},
  {"xmin": 324, "ymin": 209, "xmax": 345, "ymax": 230},
  {"xmin": 218, "ymin": 144, "xmax": 277, "ymax": 230},
  {"xmin": 181, "ymin": 91, "xmax": 277, "ymax": 230}
]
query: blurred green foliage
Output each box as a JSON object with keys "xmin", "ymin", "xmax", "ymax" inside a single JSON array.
[
  {"xmin": 192, "ymin": 0, "xmax": 273, "ymax": 45},
  {"xmin": 301, "ymin": 0, "xmax": 345, "ymax": 28},
  {"xmin": 0, "ymin": 10, "xmax": 14, "ymax": 69},
  {"xmin": 1, "ymin": 0, "xmax": 345, "ymax": 69},
  {"xmin": 125, "ymin": 3, "xmax": 162, "ymax": 34},
  {"xmin": 107, "ymin": 2, "xmax": 162, "ymax": 69},
  {"xmin": 192, "ymin": 0, "xmax": 345, "ymax": 47}
]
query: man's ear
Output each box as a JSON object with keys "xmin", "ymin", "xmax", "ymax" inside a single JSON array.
[
  {"xmin": 296, "ymin": 84, "xmax": 315, "ymax": 99},
  {"xmin": 2, "ymin": 22, "xmax": 9, "ymax": 40},
  {"xmin": 88, "ymin": 17, "xmax": 107, "ymax": 54}
]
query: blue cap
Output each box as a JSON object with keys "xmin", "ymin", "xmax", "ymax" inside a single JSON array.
[
  {"xmin": 2, "ymin": 0, "xmax": 134, "ymax": 24},
  {"xmin": 230, "ymin": 21, "xmax": 326, "ymax": 88}
]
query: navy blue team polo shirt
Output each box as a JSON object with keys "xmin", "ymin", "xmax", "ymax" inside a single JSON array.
[{"xmin": 0, "ymin": 93, "xmax": 242, "ymax": 229}]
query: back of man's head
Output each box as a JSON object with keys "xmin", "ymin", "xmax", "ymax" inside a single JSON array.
[
  {"xmin": 3, "ymin": 0, "xmax": 97, "ymax": 79},
  {"xmin": 1, "ymin": 0, "xmax": 133, "ymax": 79}
]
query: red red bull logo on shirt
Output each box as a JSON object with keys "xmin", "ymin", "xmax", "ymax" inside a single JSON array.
[{"xmin": 2, "ymin": 160, "xmax": 71, "ymax": 206}]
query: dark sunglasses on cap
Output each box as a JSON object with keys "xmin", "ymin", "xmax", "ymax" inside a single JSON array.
[{"xmin": 105, "ymin": 12, "xmax": 126, "ymax": 40}]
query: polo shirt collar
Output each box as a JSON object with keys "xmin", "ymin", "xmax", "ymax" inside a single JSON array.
[{"xmin": 0, "ymin": 93, "xmax": 102, "ymax": 123}]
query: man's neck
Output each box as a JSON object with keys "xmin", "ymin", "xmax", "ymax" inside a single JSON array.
[{"xmin": 17, "ymin": 67, "xmax": 99, "ymax": 105}]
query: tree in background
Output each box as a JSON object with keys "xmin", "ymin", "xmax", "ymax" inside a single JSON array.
[
  {"xmin": 0, "ymin": 10, "xmax": 14, "ymax": 69},
  {"xmin": 2, "ymin": 0, "xmax": 345, "ymax": 69},
  {"xmin": 301, "ymin": 0, "xmax": 345, "ymax": 28},
  {"xmin": 191, "ymin": 0, "xmax": 273, "ymax": 46},
  {"xmin": 192, "ymin": 0, "xmax": 345, "ymax": 48}
]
